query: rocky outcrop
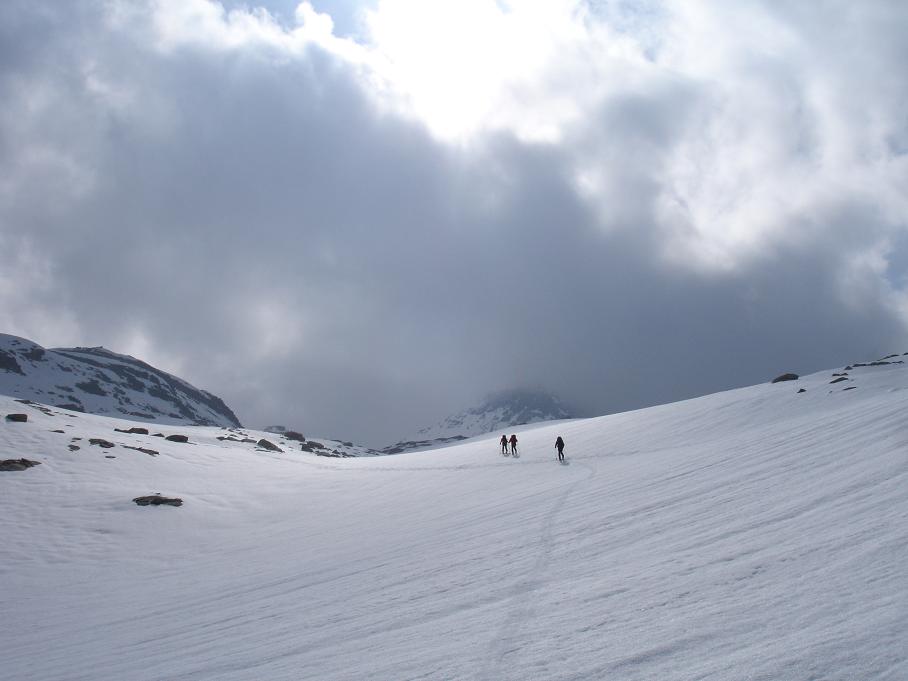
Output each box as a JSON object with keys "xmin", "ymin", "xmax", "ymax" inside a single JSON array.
[
  {"xmin": 5, "ymin": 413, "xmax": 28, "ymax": 422},
  {"xmin": 165, "ymin": 434, "xmax": 189, "ymax": 443},
  {"xmin": 89, "ymin": 438, "xmax": 115, "ymax": 448},
  {"xmin": 0, "ymin": 333, "xmax": 241, "ymax": 428}
]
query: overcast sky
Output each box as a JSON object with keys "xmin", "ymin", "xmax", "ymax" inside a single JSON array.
[{"xmin": 2, "ymin": 0, "xmax": 907, "ymax": 445}]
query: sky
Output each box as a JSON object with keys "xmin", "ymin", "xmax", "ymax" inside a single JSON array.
[{"xmin": 1, "ymin": 0, "xmax": 907, "ymax": 446}]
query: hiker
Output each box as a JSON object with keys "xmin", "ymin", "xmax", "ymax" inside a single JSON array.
[
  {"xmin": 555, "ymin": 435, "xmax": 565, "ymax": 462},
  {"xmin": 509, "ymin": 433, "xmax": 518, "ymax": 455},
  {"xmin": 500, "ymin": 434, "xmax": 509, "ymax": 455}
]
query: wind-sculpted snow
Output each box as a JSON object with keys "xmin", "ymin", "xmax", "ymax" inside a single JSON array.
[
  {"xmin": 0, "ymin": 334, "xmax": 241, "ymax": 427},
  {"xmin": 1, "ymin": 358, "xmax": 907, "ymax": 680}
]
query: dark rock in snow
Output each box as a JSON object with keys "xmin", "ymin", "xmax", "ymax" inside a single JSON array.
[
  {"xmin": 68, "ymin": 445, "xmax": 80, "ymax": 451},
  {"xmin": 843, "ymin": 386, "xmax": 857, "ymax": 391},
  {"xmin": 133, "ymin": 494, "xmax": 183, "ymax": 507},
  {"xmin": 829, "ymin": 377, "xmax": 849, "ymax": 384},
  {"xmin": 89, "ymin": 438, "xmax": 116, "ymax": 448},
  {"xmin": 165, "ymin": 434, "xmax": 189, "ymax": 443},
  {"xmin": 257, "ymin": 439, "xmax": 283, "ymax": 452},
  {"xmin": 771, "ymin": 373, "xmax": 799, "ymax": 383},
  {"xmin": 5, "ymin": 413, "xmax": 28, "ymax": 422},
  {"xmin": 51, "ymin": 429, "xmax": 65, "ymax": 433},
  {"xmin": 0, "ymin": 458, "xmax": 41, "ymax": 471},
  {"xmin": 123, "ymin": 446, "xmax": 159, "ymax": 457},
  {"xmin": 115, "ymin": 427, "xmax": 149, "ymax": 435},
  {"xmin": 283, "ymin": 430, "xmax": 305, "ymax": 442},
  {"xmin": 798, "ymin": 388, "xmax": 807, "ymax": 393}
]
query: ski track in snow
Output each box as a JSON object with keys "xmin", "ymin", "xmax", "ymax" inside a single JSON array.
[
  {"xmin": 2, "ymin": 362, "xmax": 908, "ymax": 680},
  {"xmin": 483, "ymin": 460, "xmax": 595, "ymax": 680}
]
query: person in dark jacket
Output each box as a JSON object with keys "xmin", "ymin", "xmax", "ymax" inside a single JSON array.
[
  {"xmin": 500, "ymin": 434, "xmax": 509, "ymax": 455},
  {"xmin": 509, "ymin": 433, "xmax": 518, "ymax": 456},
  {"xmin": 555, "ymin": 436, "xmax": 565, "ymax": 462}
]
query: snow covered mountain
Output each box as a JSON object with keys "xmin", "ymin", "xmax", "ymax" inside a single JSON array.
[
  {"xmin": 2, "ymin": 357, "xmax": 907, "ymax": 679},
  {"xmin": 0, "ymin": 333, "xmax": 240, "ymax": 427},
  {"xmin": 383, "ymin": 388, "xmax": 573, "ymax": 453}
]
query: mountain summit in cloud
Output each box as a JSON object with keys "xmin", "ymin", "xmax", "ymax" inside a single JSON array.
[
  {"xmin": 417, "ymin": 388, "xmax": 573, "ymax": 439},
  {"xmin": 0, "ymin": 333, "xmax": 241, "ymax": 428}
]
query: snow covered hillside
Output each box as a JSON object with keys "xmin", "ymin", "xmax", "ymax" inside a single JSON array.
[
  {"xmin": 383, "ymin": 388, "xmax": 573, "ymax": 453},
  {"xmin": 2, "ymin": 359, "xmax": 906, "ymax": 680},
  {"xmin": 0, "ymin": 333, "xmax": 241, "ymax": 427}
]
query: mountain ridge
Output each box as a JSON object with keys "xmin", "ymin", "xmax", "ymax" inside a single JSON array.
[{"xmin": 0, "ymin": 333, "xmax": 240, "ymax": 427}]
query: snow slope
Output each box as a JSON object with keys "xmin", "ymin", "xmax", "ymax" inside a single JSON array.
[
  {"xmin": 0, "ymin": 334, "xmax": 240, "ymax": 427},
  {"xmin": 1, "ymin": 360, "xmax": 907, "ymax": 680}
]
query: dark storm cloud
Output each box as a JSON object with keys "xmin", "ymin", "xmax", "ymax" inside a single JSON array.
[{"xmin": 1, "ymin": 1, "xmax": 907, "ymax": 445}]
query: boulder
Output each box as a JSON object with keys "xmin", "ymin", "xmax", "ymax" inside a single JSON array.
[
  {"xmin": 283, "ymin": 430, "xmax": 305, "ymax": 442},
  {"xmin": 771, "ymin": 373, "xmax": 799, "ymax": 383},
  {"xmin": 829, "ymin": 377, "xmax": 848, "ymax": 384},
  {"xmin": 797, "ymin": 388, "xmax": 807, "ymax": 393},
  {"xmin": 165, "ymin": 434, "xmax": 189, "ymax": 443},
  {"xmin": 133, "ymin": 494, "xmax": 182, "ymax": 507},
  {"xmin": 89, "ymin": 438, "xmax": 115, "ymax": 448},
  {"xmin": 0, "ymin": 458, "xmax": 41, "ymax": 471},
  {"xmin": 5, "ymin": 413, "xmax": 28, "ymax": 422},
  {"xmin": 257, "ymin": 438, "xmax": 283, "ymax": 452}
]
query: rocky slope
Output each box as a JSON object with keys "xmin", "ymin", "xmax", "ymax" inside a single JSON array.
[{"xmin": 0, "ymin": 333, "xmax": 241, "ymax": 427}]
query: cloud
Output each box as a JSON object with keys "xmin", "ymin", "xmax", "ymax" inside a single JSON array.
[{"xmin": 1, "ymin": 0, "xmax": 907, "ymax": 445}]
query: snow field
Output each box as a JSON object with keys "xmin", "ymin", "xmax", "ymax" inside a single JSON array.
[{"xmin": 1, "ymin": 363, "xmax": 907, "ymax": 680}]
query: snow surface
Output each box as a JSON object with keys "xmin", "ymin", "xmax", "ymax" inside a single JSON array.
[{"xmin": 2, "ymin": 361, "xmax": 907, "ymax": 680}]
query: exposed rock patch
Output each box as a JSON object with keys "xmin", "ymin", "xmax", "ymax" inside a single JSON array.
[
  {"xmin": 115, "ymin": 427, "xmax": 149, "ymax": 435},
  {"xmin": 89, "ymin": 438, "xmax": 115, "ymax": 448},
  {"xmin": 165, "ymin": 434, "xmax": 189, "ymax": 443},
  {"xmin": 5, "ymin": 413, "xmax": 28, "ymax": 422},
  {"xmin": 123, "ymin": 446, "xmax": 159, "ymax": 457},
  {"xmin": 829, "ymin": 377, "xmax": 849, "ymax": 384},
  {"xmin": 0, "ymin": 458, "xmax": 41, "ymax": 471},
  {"xmin": 133, "ymin": 494, "xmax": 182, "ymax": 507},
  {"xmin": 771, "ymin": 373, "xmax": 799, "ymax": 384}
]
